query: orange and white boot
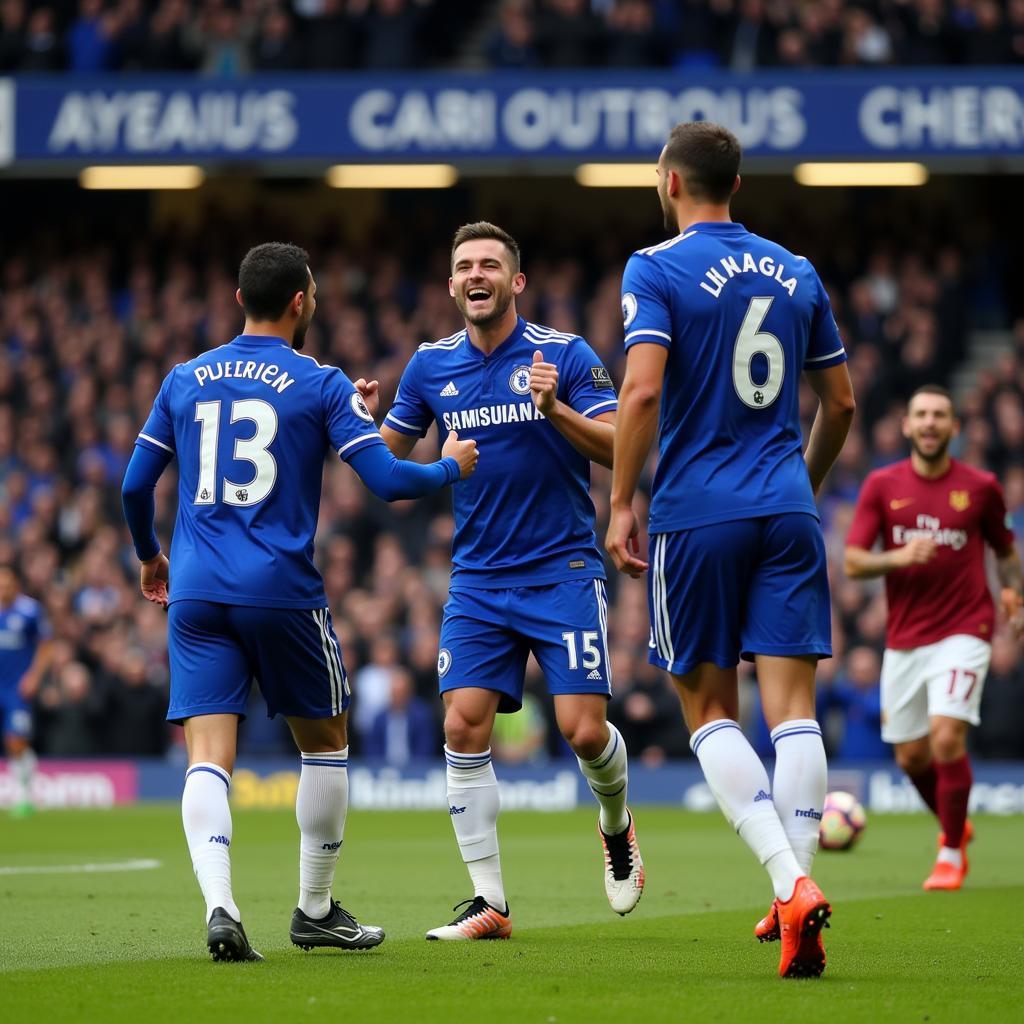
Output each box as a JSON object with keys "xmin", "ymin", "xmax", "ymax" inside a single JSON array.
[
  {"xmin": 777, "ymin": 877, "xmax": 831, "ymax": 979},
  {"xmin": 425, "ymin": 897, "xmax": 512, "ymax": 941}
]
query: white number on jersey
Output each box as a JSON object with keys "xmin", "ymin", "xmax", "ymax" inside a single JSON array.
[
  {"xmin": 732, "ymin": 296, "xmax": 784, "ymax": 409},
  {"xmin": 194, "ymin": 399, "xmax": 278, "ymax": 506},
  {"xmin": 562, "ymin": 630, "xmax": 602, "ymax": 672}
]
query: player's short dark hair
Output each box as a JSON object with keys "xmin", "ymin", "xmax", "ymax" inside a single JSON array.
[
  {"xmin": 663, "ymin": 122, "xmax": 742, "ymax": 204},
  {"xmin": 451, "ymin": 222, "xmax": 521, "ymax": 273},
  {"xmin": 909, "ymin": 384, "xmax": 956, "ymax": 414},
  {"xmin": 238, "ymin": 242, "xmax": 311, "ymax": 320}
]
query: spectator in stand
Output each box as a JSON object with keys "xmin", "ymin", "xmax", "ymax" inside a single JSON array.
[
  {"xmin": 18, "ymin": 5, "xmax": 63, "ymax": 70},
  {"xmin": 484, "ymin": 0, "xmax": 540, "ymax": 69},
  {"xmin": 102, "ymin": 645, "xmax": 170, "ymax": 756},
  {"xmin": 536, "ymin": 0, "xmax": 603, "ymax": 67},
  {"xmin": 358, "ymin": 0, "xmax": 424, "ymax": 70},
  {"xmin": 973, "ymin": 631, "xmax": 1024, "ymax": 758},
  {"xmin": 188, "ymin": 0, "xmax": 253, "ymax": 77},
  {"xmin": 251, "ymin": 5, "xmax": 302, "ymax": 70},
  {"xmin": 364, "ymin": 667, "xmax": 438, "ymax": 764},
  {"xmin": 66, "ymin": 0, "xmax": 119, "ymax": 72},
  {"xmin": 603, "ymin": 0, "xmax": 667, "ymax": 67},
  {"xmin": 0, "ymin": 0, "xmax": 24, "ymax": 71},
  {"xmin": 36, "ymin": 661, "xmax": 104, "ymax": 757}
]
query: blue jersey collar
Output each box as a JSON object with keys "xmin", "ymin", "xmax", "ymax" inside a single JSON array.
[
  {"xmin": 231, "ymin": 333, "xmax": 292, "ymax": 348},
  {"xmin": 688, "ymin": 221, "xmax": 747, "ymax": 234},
  {"xmin": 466, "ymin": 316, "xmax": 527, "ymax": 361}
]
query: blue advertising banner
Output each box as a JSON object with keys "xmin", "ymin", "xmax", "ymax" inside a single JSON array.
[{"xmin": 2, "ymin": 70, "xmax": 1024, "ymax": 166}]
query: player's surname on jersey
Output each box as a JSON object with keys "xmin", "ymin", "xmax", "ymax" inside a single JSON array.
[
  {"xmin": 697, "ymin": 251, "xmax": 800, "ymax": 299},
  {"xmin": 192, "ymin": 359, "xmax": 296, "ymax": 393}
]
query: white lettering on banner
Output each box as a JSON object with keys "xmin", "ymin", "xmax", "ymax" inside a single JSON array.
[
  {"xmin": 350, "ymin": 86, "xmax": 805, "ymax": 154},
  {"xmin": 860, "ymin": 86, "xmax": 1024, "ymax": 149},
  {"xmin": 0, "ymin": 770, "xmax": 115, "ymax": 808},
  {"xmin": 349, "ymin": 89, "xmax": 496, "ymax": 150},
  {"xmin": 48, "ymin": 90, "xmax": 298, "ymax": 154},
  {"xmin": 868, "ymin": 771, "xmax": 1024, "ymax": 814}
]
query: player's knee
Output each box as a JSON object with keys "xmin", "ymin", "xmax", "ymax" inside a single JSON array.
[
  {"xmin": 443, "ymin": 709, "xmax": 489, "ymax": 752},
  {"xmin": 895, "ymin": 744, "xmax": 931, "ymax": 776},
  {"xmin": 561, "ymin": 719, "xmax": 608, "ymax": 761},
  {"xmin": 931, "ymin": 727, "xmax": 967, "ymax": 763}
]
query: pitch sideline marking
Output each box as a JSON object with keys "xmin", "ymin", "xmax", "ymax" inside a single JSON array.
[{"xmin": 0, "ymin": 859, "xmax": 162, "ymax": 876}]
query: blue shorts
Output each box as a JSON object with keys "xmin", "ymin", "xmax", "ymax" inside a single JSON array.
[
  {"xmin": 0, "ymin": 688, "xmax": 32, "ymax": 739},
  {"xmin": 439, "ymin": 579, "xmax": 611, "ymax": 714},
  {"xmin": 167, "ymin": 601, "xmax": 350, "ymax": 724},
  {"xmin": 648, "ymin": 514, "xmax": 831, "ymax": 676}
]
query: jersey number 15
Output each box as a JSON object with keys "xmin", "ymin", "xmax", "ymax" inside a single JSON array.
[{"xmin": 194, "ymin": 399, "xmax": 278, "ymax": 506}]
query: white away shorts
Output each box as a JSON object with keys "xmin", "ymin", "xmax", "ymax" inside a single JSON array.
[{"xmin": 880, "ymin": 634, "xmax": 991, "ymax": 744}]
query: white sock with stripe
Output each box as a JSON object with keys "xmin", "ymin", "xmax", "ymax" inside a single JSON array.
[
  {"xmin": 445, "ymin": 747, "xmax": 505, "ymax": 910},
  {"xmin": 313, "ymin": 608, "xmax": 348, "ymax": 715},
  {"xmin": 689, "ymin": 720, "xmax": 803, "ymax": 902},
  {"xmin": 578, "ymin": 723, "xmax": 630, "ymax": 835},
  {"xmin": 770, "ymin": 719, "xmax": 828, "ymax": 875},
  {"xmin": 296, "ymin": 748, "xmax": 349, "ymax": 919},
  {"xmin": 181, "ymin": 762, "xmax": 240, "ymax": 923}
]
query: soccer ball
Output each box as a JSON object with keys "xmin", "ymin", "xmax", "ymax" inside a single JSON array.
[{"xmin": 818, "ymin": 791, "xmax": 867, "ymax": 851}]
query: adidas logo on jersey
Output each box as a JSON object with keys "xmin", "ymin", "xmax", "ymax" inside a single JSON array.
[
  {"xmin": 440, "ymin": 381, "xmax": 459, "ymax": 397},
  {"xmin": 587, "ymin": 669, "xmax": 602, "ymax": 680}
]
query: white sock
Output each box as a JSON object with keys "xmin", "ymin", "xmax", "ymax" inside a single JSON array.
[
  {"xmin": 445, "ymin": 746, "xmax": 505, "ymax": 910},
  {"xmin": 937, "ymin": 846, "xmax": 963, "ymax": 869},
  {"xmin": 181, "ymin": 762, "xmax": 240, "ymax": 923},
  {"xmin": 770, "ymin": 719, "xmax": 827, "ymax": 875},
  {"xmin": 12, "ymin": 748, "xmax": 37, "ymax": 804},
  {"xmin": 577, "ymin": 723, "xmax": 630, "ymax": 834},
  {"xmin": 296, "ymin": 748, "xmax": 349, "ymax": 919},
  {"xmin": 690, "ymin": 720, "xmax": 803, "ymax": 902}
]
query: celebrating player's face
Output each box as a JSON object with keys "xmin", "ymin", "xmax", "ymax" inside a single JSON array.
[
  {"xmin": 450, "ymin": 240, "xmax": 520, "ymax": 326},
  {"xmin": 903, "ymin": 393, "xmax": 957, "ymax": 462}
]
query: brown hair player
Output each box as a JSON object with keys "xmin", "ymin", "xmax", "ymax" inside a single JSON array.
[{"xmin": 845, "ymin": 384, "xmax": 1024, "ymax": 890}]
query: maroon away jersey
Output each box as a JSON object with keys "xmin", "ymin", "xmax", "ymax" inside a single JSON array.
[{"xmin": 846, "ymin": 458, "xmax": 1014, "ymax": 649}]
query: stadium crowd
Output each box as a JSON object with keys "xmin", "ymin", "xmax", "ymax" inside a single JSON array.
[
  {"xmin": 2, "ymin": 0, "xmax": 1024, "ymax": 74},
  {"xmin": 3, "ymin": 198, "xmax": 1024, "ymax": 764}
]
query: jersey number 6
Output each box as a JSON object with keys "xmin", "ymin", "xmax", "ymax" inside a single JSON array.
[
  {"xmin": 194, "ymin": 399, "xmax": 278, "ymax": 506},
  {"xmin": 732, "ymin": 296, "xmax": 785, "ymax": 410}
]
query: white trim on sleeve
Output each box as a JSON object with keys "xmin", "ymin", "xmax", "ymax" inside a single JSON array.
[
  {"xmin": 337, "ymin": 433, "xmax": 384, "ymax": 457},
  {"xmin": 580, "ymin": 399, "xmax": 618, "ymax": 418},
  {"xmin": 805, "ymin": 346, "xmax": 846, "ymax": 364},
  {"xmin": 138, "ymin": 432, "xmax": 174, "ymax": 453},
  {"xmin": 384, "ymin": 413, "xmax": 423, "ymax": 432},
  {"xmin": 624, "ymin": 329, "xmax": 672, "ymax": 344}
]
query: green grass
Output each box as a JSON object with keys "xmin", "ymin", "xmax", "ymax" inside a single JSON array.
[{"xmin": 1, "ymin": 807, "xmax": 1020, "ymax": 1023}]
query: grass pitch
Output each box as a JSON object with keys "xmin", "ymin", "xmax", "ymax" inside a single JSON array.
[{"xmin": 1, "ymin": 806, "xmax": 1020, "ymax": 1023}]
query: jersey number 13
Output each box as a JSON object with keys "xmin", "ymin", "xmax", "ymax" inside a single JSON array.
[{"xmin": 194, "ymin": 399, "xmax": 278, "ymax": 506}]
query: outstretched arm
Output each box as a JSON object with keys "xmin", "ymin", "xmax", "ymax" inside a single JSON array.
[{"xmin": 347, "ymin": 431, "xmax": 476, "ymax": 501}]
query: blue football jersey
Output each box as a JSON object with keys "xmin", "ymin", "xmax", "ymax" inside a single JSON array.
[
  {"xmin": 0, "ymin": 596, "xmax": 50, "ymax": 692},
  {"xmin": 385, "ymin": 317, "xmax": 617, "ymax": 587},
  {"xmin": 621, "ymin": 222, "xmax": 846, "ymax": 533},
  {"xmin": 136, "ymin": 334, "xmax": 386, "ymax": 608}
]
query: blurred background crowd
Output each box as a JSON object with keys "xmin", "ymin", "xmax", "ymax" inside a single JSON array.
[
  {"xmin": 3, "ymin": 175, "xmax": 1024, "ymax": 766},
  {"xmin": 2, "ymin": 0, "xmax": 1024, "ymax": 75}
]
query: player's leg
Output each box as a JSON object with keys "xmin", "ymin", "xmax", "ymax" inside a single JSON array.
[
  {"xmin": 883, "ymin": 646, "xmax": 938, "ymax": 815},
  {"xmin": 427, "ymin": 589, "xmax": 521, "ymax": 940},
  {"xmin": 169, "ymin": 600, "xmax": 259, "ymax": 962},
  {"xmin": 736, "ymin": 514, "xmax": 833, "ymax": 977},
  {"xmin": 4, "ymin": 710, "xmax": 37, "ymax": 819},
  {"xmin": 921, "ymin": 635, "xmax": 989, "ymax": 889},
  {"xmin": 239, "ymin": 604, "xmax": 383, "ymax": 950}
]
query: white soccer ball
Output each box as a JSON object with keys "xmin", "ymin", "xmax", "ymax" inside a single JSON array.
[{"xmin": 818, "ymin": 791, "xmax": 867, "ymax": 851}]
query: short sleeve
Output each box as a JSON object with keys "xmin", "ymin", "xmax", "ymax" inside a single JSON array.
[
  {"xmin": 846, "ymin": 473, "xmax": 884, "ymax": 550},
  {"xmin": 804, "ymin": 272, "xmax": 847, "ymax": 370},
  {"xmin": 559, "ymin": 338, "xmax": 618, "ymax": 419},
  {"xmin": 621, "ymin": 254, "xmax": 673, "ymax": 351},
  {"xmin": 981, "ymin": 477, "xmax": 1016, "ymax": 556},
  {"xmin": 137, "ymin": 368, "xmax": 177, "ymax": 456},
  {"xmin": 384, "ymin": 353, "xmax": 432, "ymax": 437},
  {"xmin": 323, "ymin": 369, "xmax": 386, "ymax": 462}
]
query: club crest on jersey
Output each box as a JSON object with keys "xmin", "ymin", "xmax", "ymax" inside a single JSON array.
[
  {"xmin": 350, "ymin": 392, "xmax": 374, "ymax": 423},
  {"xmin": 509, "ymin": 366, "xmax": 532, "ymax": 395},
  {"xmin": 949, "ymin": 490, "xmax": 971, "ymax": 511},
  {"xmin": 437, "ymin": 648, "xmax": 452, "ymax": 678},
  {"xmin": 622, "ymin": 292, "xmax": 638, "ymax": 328}
]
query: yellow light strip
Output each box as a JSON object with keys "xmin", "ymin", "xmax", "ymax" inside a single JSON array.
[
  {"xmin": 326, "ymin": 164, "xmax": 458, "ymax": 189},
  {"xmin": 79, "ymin": 165, "xmax": 205, "ymax": 190},
  {"xmin": 794, "ymin": 162, "xmax": 929, "ymax": 187},
  {"xmin": 575, "ymin": 163, "xmax": 656, "ymax": 188}
]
